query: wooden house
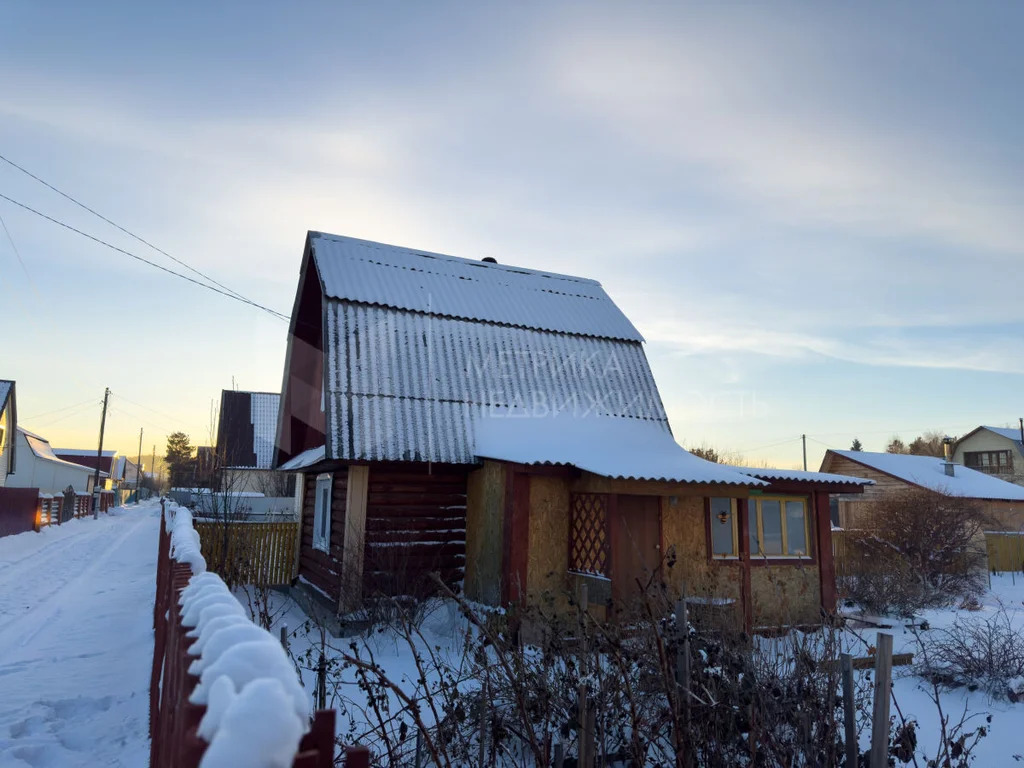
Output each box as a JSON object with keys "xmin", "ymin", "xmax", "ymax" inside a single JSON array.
[
  {"xmin": 275, "ymin": 232, "xmax": 870, "ymax": 628},
  {"xmin": 952, "ymin": 426, "xmax": 1024, "ymax": 486},
  {"xmin": 215, "ymin": 389, "xmax": 292, "ymax": 496},
  {"xmin": 821, "ymin": 449, "xmax": 1024, "ymax": 531}
]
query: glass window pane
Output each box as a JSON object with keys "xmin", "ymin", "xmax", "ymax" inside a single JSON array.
[
  {"xmin": 748, "ymin": 499, "xmax": 760, "ymax": 555},
  {"xmin": 786, "ymin": 500, "xmax": 807, "ymax": 555},
  {"xmin": 761, "ymin": 500, "xmax": 783, "ymax": 555},
  {"xmin": 710, "ymin": 498, "xmax": 735, "ymax": 555}
]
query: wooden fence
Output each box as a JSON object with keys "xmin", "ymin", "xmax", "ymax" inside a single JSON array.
[
  {"xmin": 986, "ymin": 532, "xmax": 1024, "ymax": 573},
  {"xmin": 833, "ymin": 530, "xmax": 1024, "ymax": 579},
  {"xmin": 150, "ymin": 506, "xmax": 358, "ymax": 767},
  {"xmin": 194, "ymin": 520, "xmax": 298, "ymax": 586}
]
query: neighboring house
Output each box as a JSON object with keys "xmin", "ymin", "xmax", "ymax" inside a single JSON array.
[
  {"xmin": 7, "ymin": 427, "xmax": 99, "ymax": 495},
  {"xmin": 52, "ymin": 449, "xmax": 120, "ymax": 490},
  {"xmin": 276, "ymin": 232, "xmax": 871, "ymax": 629},
  {"xmin": 820, "ymin": 449, "xmax": 1024, "ymax": 531},
  {"xmin": 215, "ymin": 389, "xmax": 292, "ymax": 496},
  {"xmin": 952, "ymin": 426, "xmax": 1024, "ymax": 485},
  {"xmin": 113, "ymin": 455, "xmax": 144, "ymax": 486},
  {"xmin": 0, "ymin": 380, "xmax": 16, "ymax": 485}
]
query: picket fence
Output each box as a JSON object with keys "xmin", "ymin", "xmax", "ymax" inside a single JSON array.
[{"xmin": 193, "ymin": 520, "xmax": 298, "ymax": 586}]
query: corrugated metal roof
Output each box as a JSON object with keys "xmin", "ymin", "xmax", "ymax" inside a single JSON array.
[
  {"xmin": 250, "ymin": 393, "xmax": 280, "ymax": 470},
  {"xmin": 325, "ymin": 301, "xmax": 667, "ymax": 463},
  {"xmin": 474, "ymin": 414, "xmax": 763, "ymax": 486},
  {"xmin": 311, "ymin": 232, "xmax": 643, "ymax": 341},
  {"xmin": 735, "ymin": 467, "xmax": 874, "ymax": 485}
]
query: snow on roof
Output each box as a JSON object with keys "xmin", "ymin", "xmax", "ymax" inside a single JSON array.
[
  {"xmin": 473, "ymin": 414, "xmax": 763, "ymax": 486},
  {"xmin": 53, "ymin": 448, "xmax": 117, "ymax": 457},
  {"xmin": 828, "ymin": 450, "xmax": 1024, "ymax": 501},
  {"xmin": 735, "ymin": 467, "xmax": 874, "ymax": 486},
  {"xmin": 323, "ymin": 301, "xmax": 667, "ymax": 464},
  {"xmin": 19, "ymin": 427, "xmax": 96, "ymax": 473},
  {"xmin": 278, "ymin": 445, "xmax": 325, "ymax": 471},
  {"xmin": 310, "ymin": 232, "xmax": 643, "ymax": 341}
]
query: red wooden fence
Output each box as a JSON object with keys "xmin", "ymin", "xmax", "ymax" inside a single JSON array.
[{"xmin": 150, "ymin": 502, "xmax": 370, "ymax": 767}]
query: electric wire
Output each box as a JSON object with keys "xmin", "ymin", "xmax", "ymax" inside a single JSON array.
[
  {"xmin": 21, "ymin": 397, "xmax": 100, "ymax": 422},
  {"xmin": 0, "ymin": 192, "xmax": 289, "ymax": 321},
  {"xmin": 0, "ymin": 151, "xmax": 254, "ymax": 306}
]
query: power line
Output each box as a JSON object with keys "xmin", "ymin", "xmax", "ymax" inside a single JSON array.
[
  {"xmin": 21, "ymin": 397, "xmax": 100, "ymax": 421},
  {"xmin": 0, "ymin": 191, "xmax": 289, "ymax": 321},
  {"xmin": 110, "ymin": 392, "xmax": 182, "ymax": 424},
  {"xmin": 0, "ymin": 151, "xmax": 253, "ymax": 306}
]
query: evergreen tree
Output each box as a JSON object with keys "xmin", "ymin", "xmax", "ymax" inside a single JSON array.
[
  {"xmin": 165, "ymin": 432, "xmax": 195, "ymax": 488},
  {"xmin": 885, "ymin": 437, "xmax": 908, "ymax": 454},
  {"xmin": 850, "ymin": 438, "xmax": 863, "ymax": 451}
]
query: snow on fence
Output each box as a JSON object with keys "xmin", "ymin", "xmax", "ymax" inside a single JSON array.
[
  {"xmin": 149, "ymin": 500, "xmax": 357, "ymax": 768},
  {"xmin": 193, "ymin": 520, "xmax": 298, "ymax": 587}
]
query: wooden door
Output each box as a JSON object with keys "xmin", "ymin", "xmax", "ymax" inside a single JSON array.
[{"xmin": 611, "ymin": 495, "xmax": 661, "ymax": 609}]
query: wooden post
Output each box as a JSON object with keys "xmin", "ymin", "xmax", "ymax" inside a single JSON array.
[
  {"xmin": 345, "ymin": 746, "xmax": 370, "ymax": 768},
  {"xmin": 869, "ymin": 633, "xmax": 894, "ymax": 768},
  {"xmin": 841, "ymin": 653, "xmax": 858, "ymax": 768}
]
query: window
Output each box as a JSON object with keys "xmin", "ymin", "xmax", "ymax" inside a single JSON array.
[
  {"xmin": 749, "ymin": 496, "xmax": 811, "ymax": 558},
  {"xmin": 964, "ymin": 450, "xmax": 1013, "ymax": 475},
  {"xmin": 313, "ymin": 473, "xmax": 332, "ymax": 552},
  {"xmin": 709, "ymin": 498, "xmax": 738, "ymax": 557}
]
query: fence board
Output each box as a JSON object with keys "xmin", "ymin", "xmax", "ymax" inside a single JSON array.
[
  {"xmin": 194, "ymin": 520, "xmax": 299, "ymax": 586},
  {"xmin": 986, "ymin": 532, "xmax": 1024, "ymax": 573}
]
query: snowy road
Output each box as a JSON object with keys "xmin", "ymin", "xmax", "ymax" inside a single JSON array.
[{"xmin": 0, "ymin": 503, "xmax": 160, "ymax": 767}]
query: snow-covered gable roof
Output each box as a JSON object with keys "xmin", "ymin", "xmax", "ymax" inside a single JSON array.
[
  {"xmin": 473, "ymin": 415, "xmax": 762, "ymax": 486},
  {"xmin": 19, "ymin": 427, "xmax": 96, "ymax": 474},
  {"xmin": 250, "ymin": 393, "xmax": 279, "ymax": 470},
  {"xmin": 310, "ymin": 232, "xmax": 643, "ymax": 341},
  {"xmin": 735, "ymin": 467, "xmax": 874, "ymax": 486},
  {"xmin": 827, "ymin": 450, "xmax": 1024, "ymax": 501},
  {"xmin": 311, "ymin": 233, "xmax": 669, "ymax": 465}
]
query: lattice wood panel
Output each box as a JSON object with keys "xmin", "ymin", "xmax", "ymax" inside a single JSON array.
[{"xmin": 569, "ymin": 493, "xmax": 610, "ymax": 576}]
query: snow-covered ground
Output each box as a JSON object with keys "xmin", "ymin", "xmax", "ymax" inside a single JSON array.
[{"xmin": 0, "ymin": 502, "xmax": 160, "ymax": 768}]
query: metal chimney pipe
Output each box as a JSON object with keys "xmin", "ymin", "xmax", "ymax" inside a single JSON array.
[{"xmin": 942, "ymin": 436, "xmax": 955, "ymax": 476}]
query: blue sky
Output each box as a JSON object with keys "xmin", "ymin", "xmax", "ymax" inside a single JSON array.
[{"xmin": 2, "ymin": 2, "xmax": 1023, "ymax": 468}]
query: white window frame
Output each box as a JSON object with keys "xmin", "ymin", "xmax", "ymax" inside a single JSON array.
[{"xmin": 313, "ymin": 473, "xmax": 332, "ymax": 553}]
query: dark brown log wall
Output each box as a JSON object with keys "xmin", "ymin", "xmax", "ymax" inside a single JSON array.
[
  {"xmin": 297, "ymin": 471, "xmax": 348, "ymax": 602},
  {"xmin": 363, "ymin": 464, "xmax": 468, "ymax": 597}
]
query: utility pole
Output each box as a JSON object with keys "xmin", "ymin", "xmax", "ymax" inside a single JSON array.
[
  {"xmin": 136, "ymin": 427, "xmax": 144, "ymax": 503},
  {"xmin": 93, "ymin": 387, "xmax": 110, "ymax": 519},
  {"xmin": 802, "ymin": 434, "xmax": 807, "ymax": 471},
  {"xmin": 152, "ymin": 445, "xmax": 157, "ymax": 495},
  {"xmin": 1019, "ymin": 417, "xmax": 1023, "ymax": 445}
]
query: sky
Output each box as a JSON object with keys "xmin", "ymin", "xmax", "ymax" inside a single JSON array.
[{"xmin": 2, "ymin": 1, "xmax": 1023, "ymax": 470}]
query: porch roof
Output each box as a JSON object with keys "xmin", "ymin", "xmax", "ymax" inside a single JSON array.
[{"xmin": 473, "ymin": 414, "xmax": 765, "ymax": 486}]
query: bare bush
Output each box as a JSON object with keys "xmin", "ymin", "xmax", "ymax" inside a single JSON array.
[
  {"xmin": 917, "ymin": 607, "xmax": 1024, "ymax": 700},
  {"xmin": 841, "ymin": 489, "xmax": 990, "ymax": 615}
]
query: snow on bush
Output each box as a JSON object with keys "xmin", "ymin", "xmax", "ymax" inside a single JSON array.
[{"xmin": 167, "ymin": 501, "xmax": 311, "ymax": 763}]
